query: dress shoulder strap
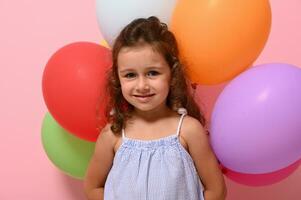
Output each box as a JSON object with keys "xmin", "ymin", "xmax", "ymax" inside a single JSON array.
[
  {"xmin": 121, "ymin": 128, "xmax": 126, "ymax": 139},
  {"xmin": 176, "ymin": 108, "xmax": 187, "ymax": 137}
]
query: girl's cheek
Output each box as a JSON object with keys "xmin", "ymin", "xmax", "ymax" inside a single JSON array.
[{"xmin": 121, "ymin": 82, "xmax": 135, "ymax": 90}]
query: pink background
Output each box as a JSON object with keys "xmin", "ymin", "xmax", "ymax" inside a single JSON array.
[{"xmin": 0, "ymin": 0, "xmax": 300, "ymax": 199}]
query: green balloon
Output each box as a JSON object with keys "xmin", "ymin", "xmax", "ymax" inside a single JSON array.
[{"xmin": 41, "ymin": 112, "xmax": 95, "ymax": 179}]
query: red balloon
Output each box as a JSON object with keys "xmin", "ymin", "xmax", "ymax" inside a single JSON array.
[
  {"xmin": 42, "ymin": 42, "xmax": 112, "ymax": 141},
  {"xmin": 222, "ymin": 159, "xmax": 300, "ymax": 186}
]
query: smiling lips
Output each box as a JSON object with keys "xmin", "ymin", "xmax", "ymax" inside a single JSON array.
[
  {"xmin": 133, "ymin": 94, "xmax": 155, "ymax": 102},
  {"xmin": 134, "ymin": 94, "xmax": 155, "ymax": 97}
]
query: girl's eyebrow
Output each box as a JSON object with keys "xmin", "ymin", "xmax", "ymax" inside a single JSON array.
[
  {"xmin": 119, "ymin": 68, "xmax": 134, "ymax": 73},
  {"xmin": 119, "ymin": 66, "xmax": 163, "ymax": 73}
]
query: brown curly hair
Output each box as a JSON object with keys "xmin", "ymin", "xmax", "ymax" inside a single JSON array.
[{"xmin": 104, "ymin": 16, "xmax": 206, "ymax": 135}]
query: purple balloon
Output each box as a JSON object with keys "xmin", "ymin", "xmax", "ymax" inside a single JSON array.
[{"xmin": 210, "ymin": 63, "xmax": 301, "ymax": 174}]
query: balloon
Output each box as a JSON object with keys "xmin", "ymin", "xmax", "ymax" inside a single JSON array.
[
  {"xmin": 42, "ymin": 42, "xmax": 111, "ymax": 142},
  {"xmin": 171, "ymin": 0, "xmax": 271, "ymax": 85},
  {"xmin": 100, "ymin": 39, "xmax": 110, "ymax": 49},
  {"xmin": 41, "ymin": 113, "xmax": 95, "ymax": 179},
  {"xmin": 96, "ymin": 0, "xmax": 177, "ymax": 46},
  {"xmin": 224, "ymin": 160, "xmax": 300, "ymax": 186},
  {"xmin": 211, "ymin": 63, "xmax": 301, "ymax": 173}
]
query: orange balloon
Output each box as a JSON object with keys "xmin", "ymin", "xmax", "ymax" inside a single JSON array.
[{"xmin": 171, "ymin": 0, "xmax": 271, "ymax": 85}]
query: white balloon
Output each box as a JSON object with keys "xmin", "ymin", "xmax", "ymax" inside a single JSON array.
[{"xmin": 96, "ymin": 0, "xmax": 178, "ymax": 46}]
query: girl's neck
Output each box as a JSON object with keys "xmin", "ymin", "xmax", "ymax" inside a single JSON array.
[{"xmin": 132, "ymin": 105, "xmax": 174, "ymax": 122}]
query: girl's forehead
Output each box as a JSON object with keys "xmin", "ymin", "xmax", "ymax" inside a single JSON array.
[
  {"xmin": 117, "ymin": 44, "xmax": 167, "ymax": 68},
  {"xmin": 119, "ymin": 44, "xmax": 159, "ymax": 56}
]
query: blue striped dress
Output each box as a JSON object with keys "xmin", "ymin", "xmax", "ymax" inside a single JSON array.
[{"xmin": 104, "ymin": 109, "xmax": 205, "ymax": 200}]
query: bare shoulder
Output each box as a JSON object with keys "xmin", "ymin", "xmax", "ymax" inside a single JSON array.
[
  {"xmin": 95, "ymin": 123, "xmax": 120, "ymax": 154},
  {"xmin": 181, "ymin": 115, "xmax": 207, "ymax": 136},
  {"xmin": 180, "ymin": 115, "xmax": 208, "ymax": 145}
]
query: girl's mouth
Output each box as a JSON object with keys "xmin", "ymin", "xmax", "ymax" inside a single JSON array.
[
  {"xmin": 133, "ymin": 94, "xmax": 155, "ymax": 98},
  {"xmin": 133, "ymin": 94, "xmax": 155, "ymax": 102}
]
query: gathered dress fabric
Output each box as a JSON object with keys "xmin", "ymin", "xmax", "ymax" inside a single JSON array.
[{"xmin": 104, "ymin": 111, "xmax": 205, "ymax": 200}]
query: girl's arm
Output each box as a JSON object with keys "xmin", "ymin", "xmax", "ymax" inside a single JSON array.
[
  {"xmin": 183, "ymin": 117, "xmax": 227, "ymax": 200},
  {"xmin": 83, "ymin": 124, "xmax": 117, "ymax": 200}
]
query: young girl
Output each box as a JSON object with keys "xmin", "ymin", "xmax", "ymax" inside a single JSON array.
[{"xmin": 84, "ymin": 16, "xmax": 226, "ymax": 200}]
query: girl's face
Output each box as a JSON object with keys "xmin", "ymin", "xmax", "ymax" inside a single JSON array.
[{"xmin": 117, "ymin": 44, "xmax": 171, "ymax": 113}]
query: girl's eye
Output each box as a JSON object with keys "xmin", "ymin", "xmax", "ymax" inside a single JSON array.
[
  {"xmin": 124, "ymin": 73, "xmax": 136, "ymax": 78},
  {"xmin": 147, "ymin": 71, "xmax": 159, "ymax": 76}
]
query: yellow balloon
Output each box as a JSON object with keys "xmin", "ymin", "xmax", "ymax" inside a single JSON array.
[
  {"xmin": 100, "ymin": 38, "xmax": 110, "ymax": 49},
  {"xmin": 171, "ymin": 0, "xmax": 271, "ymax": 85}
]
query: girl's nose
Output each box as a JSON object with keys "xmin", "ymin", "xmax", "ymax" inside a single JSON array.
[{"xmin": 136, "ymin": 77, "xmax": 150, "ymax": 92}]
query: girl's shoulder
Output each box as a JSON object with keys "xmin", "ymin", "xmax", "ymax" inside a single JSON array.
[
  {"xmin": 182, "ymin": 115, "xmax": 205, "ymax": 132},
  {"xmin": 180, "ymin": 115, "xmax": 208, "ymax": 145},
  {"xmin": 95, "ymin": 123, "xmax": 121, "ymax": 152}
]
